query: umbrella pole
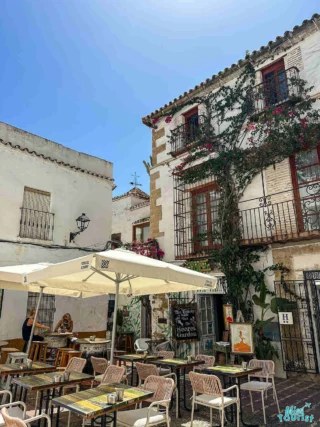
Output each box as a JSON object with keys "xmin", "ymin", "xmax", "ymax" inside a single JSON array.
[
  {"xmin": 110, "ymin": 276, "xmax": 120, "ymax": 365},
  {"xmin": 26, "ymin": 286, "xmax": 44, "ymax": 357}
]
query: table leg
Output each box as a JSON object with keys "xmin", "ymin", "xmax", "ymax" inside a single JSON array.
[
  {"xmin": 183, "ymin": 368, "xmax": 191, "ymax": 412},
  {"xmin": 55, "ymin": 387, "xmax": 63, "ymax": 427},
  {"xmin": 114, "ymin": 410, "xmax": 117, "ymax": 426},
  {"xmin": 131, "ymin": 361, "xmax": 134, "ymax": 386},
  {"xmin": 50, "ymin": 388, "xmax": 56, "ymax": 422},
  {"xmin": 38, "ymin": 391, "xmax": 44, "ymax": 427},
  {"xmin": 236, "ymin": 377, "xmax": 259, "ymax": 427},
  {"xmin": 176, "ymin": 369, "xmax": 181, "ymax": 418}
]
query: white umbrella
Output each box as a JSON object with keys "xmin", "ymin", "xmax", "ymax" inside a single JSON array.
[
  {"xmin": 0, "ymin": 263, "xmax": 104, "ymax": 356},
  {"xmin": 2, "ymin": 249, "xmax": 221, "ymax": 363}
]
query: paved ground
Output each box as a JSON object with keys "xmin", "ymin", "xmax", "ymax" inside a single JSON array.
[{"xmin": 23, "ymin": 375, "xmax": 320, "ymax": 426}]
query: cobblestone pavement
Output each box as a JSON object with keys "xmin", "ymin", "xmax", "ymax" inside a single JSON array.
[{"xmin": 23, "ymin": 375, "xmax": 320, "ymax": 426}]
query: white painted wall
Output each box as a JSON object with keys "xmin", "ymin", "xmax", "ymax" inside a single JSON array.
[
  {"xmin": 112, "ymin": 196, "xmax": 150, "ymax": 244},
  {"xmin": 0, "ymin": 123, "xmax": 113, "ymax": 340}
]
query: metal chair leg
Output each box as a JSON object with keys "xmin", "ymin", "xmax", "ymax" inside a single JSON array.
[
  {"xmin": 249, "ymin": 390, "xmax": 254, "ymax": 412},
  {"xmin": 261, "ymin": 390, "xmax": 266, "ymax": 424}
]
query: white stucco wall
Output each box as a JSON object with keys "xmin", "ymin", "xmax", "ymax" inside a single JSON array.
[
  {"xmin": 112, "ymin": 196, "xmax": 150, "ymax": 244},
  {"xmin": 0, "ymin": 123, "xmax": 113, "ymax": 340}
]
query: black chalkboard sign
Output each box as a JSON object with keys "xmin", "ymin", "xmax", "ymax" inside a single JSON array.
[{"xmin": 172, "ymin": 303, "xmax": 199, "ymax": 342}]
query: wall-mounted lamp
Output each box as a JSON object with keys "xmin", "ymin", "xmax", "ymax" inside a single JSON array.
[{"xmin": 69, "ymin": 213, "xmax": 90, "ymax": 243}]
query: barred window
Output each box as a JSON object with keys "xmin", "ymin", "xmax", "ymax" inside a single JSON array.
[
  {"xmin": 26, "ymin": 293, "xmax": 56, "ymax": 331},
  {"xmin": 19, "ymin": 187, "xmax": 54, "ymax": 241}
]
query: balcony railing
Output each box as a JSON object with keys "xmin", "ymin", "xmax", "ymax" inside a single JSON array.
[
  {"xmin": 19, "ymin": 208, "xmax": 54, "ymax": 241},
  {"xmin": 169, "ymin": 115, "xmax": 205, "ymax": 156},
  {"xmin": 174, "ymin": 183, "xmax": 320, "ymax": 259},
  {"xmin": 247, "ymin": 67, "xmax": 302, "ymax": 115},
  {"xmin": 239, "ymin": 186, "xmax": 320, "ymax": 244}
]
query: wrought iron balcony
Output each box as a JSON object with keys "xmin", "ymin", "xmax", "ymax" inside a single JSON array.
[
  {"xmin": 19, "ymin": 208, "xmax": 54, "ymax": 241},
  {"xmin": 247, "ymin": 67, "xmax": 302, "ymax": 116},
  {"xmin": 169, "ymin": 115, "xmax": 205, "ymax": 156},
  {"xmin": 239, "ymin": 184, "xmax": 320, "ymax": 245},
  {"xmin": 173, "ymin": 182, "xmax": 320, "ymax": 260}
]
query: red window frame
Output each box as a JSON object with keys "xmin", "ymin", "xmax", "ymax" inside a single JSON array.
[
  {"xmin": 290, "ymin": 146, "xmax": 320, "ymax": 232},
  {"xmin": 261, "ymin": 59, "xmax": 287, "ymax": 106},
  {"xmin": 191, "ymin": 183, "xmax": 220, "ymax": 252}
]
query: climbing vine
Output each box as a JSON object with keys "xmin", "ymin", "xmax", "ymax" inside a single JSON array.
[{"xmin": 159, "ymin": 57, "xmax": 320, "ymax": 313}]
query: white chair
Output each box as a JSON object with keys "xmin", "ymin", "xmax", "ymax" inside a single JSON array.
[
  {"xmin": 193, "ymin": 354, "xmax": 215, "ymax": 372},
  {"xmin": 136, "ymin": 362, "xmax": 179, "ymax": 418},
  {"xmin": 154, "ymin": 341, "xmax": 171, "ymax": 353},
  {"xmin": 0, "ymin": 390, "xmax": 27, "ymax": 426},
  {"xmin": 157, "ymin": 351, "xmax": 174, "ymax": 376},
  {"xmin": 189, "ymin": 371, "xmax": 240, "ymax": 427},
  {"xmin": 90, "ymin": 356, "xmax": 109, "ymax": 388},
  {"xmin": 134, "ymin": 338, "xmax": 151, "ymax": 353},
  {"xmin": 240, "ymin": 359, "xmax": 280, "ymax": 425},
  {"xmin": 117, "ymin": 375, "xmax": 174, "ymax": 427},
  {"xmin": 1, "ymin": 407, "xmax": 51, "ymax": 426}
]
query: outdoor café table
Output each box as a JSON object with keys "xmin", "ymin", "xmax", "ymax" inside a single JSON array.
[
  {"xmin": 12, "ymin": 371, "xmax": 94, "ymax": 427},
  {"xmin": 114, "ymin": 354, "xmax": 159, "ymax": 386},
  {"xmin": 0, "ymin": 362, "xmax": 56, "ymax": 400},
  {"xmin": 203, "ymin": 364, "xmax": 262, "ymax": 427},
  {"xmin": 150, "ymin": 358, "xmax": 204, "ymax": 418},
  {"xmin": 52, "ymin": 382, "xmax": 154, "ymax": 427}
]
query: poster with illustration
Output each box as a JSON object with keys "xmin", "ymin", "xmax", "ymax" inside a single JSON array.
[
  {"xmin": 230, "ymin": 322, "xmax": 254, "ymax": 354},
  {"xmin": 223, "ymin": 304, "xmax": 233, "ymax": 330}
]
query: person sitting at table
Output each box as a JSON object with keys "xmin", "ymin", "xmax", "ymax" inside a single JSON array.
[
  {"xmin": 22, "ymin": 308, "xmax": 49, "ymax": 351},
  {"xmin": 54, "ymin": 313, "xmax": 73, "ymax": 333}
]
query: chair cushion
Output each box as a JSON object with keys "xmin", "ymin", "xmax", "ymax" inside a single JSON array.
[
  {"xmin": 240, "ymin": 380, "xmax": 273, "ymax": 391},
  {"xmin": 117, "ymin": 407, "xmax": 167, "ymax": 427},
  {"xmin": 0, "ymin": 407, "xmax": 28, "ymax": 426},
  {"xmin": 158, "ymin": 367, "xmax": 171, "ymax": 376},
  {"xmin": 95, "ymin": 374, "xmax": 104, "ymax": 382},
  {"xmin": 195, "ymin": 394, "xmax": 237, "ymax": 407}
]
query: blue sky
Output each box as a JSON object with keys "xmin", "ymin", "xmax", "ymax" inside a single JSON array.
[{"xmin": 0, "ymin": 0, "xmax": 318, "ymax": 196}]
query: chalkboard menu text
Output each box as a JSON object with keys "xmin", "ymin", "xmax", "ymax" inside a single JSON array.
[{"xmin": 172, "ymin": 303, "xmax": 199, "ymax": 342}]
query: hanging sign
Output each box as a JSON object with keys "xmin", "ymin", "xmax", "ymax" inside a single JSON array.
[
  {"xmin": 279, "ymin": 312, "xmax": 293, "ymax": 325},
  {"xmin": 171, "ymin": 303, "xmax": 199, "ymax": 342}
]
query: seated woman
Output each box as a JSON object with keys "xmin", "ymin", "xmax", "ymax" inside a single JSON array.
[
  {"xmin": 54, "ymin": 313, "xmax": 73, "ymax": 333},
  {"xmin": 22, "ymin": 308, "xmax": 49, "ymax": 351}
]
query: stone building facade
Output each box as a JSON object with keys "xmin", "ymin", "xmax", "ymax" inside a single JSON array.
[{"xmin": 142, "ymin": 15, "xmax": 320, "ymax": 375}]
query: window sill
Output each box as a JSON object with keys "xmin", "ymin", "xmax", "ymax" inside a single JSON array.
[{"xmin": 17, "ymin": 237, "xmax": 54, "ymax": 245}]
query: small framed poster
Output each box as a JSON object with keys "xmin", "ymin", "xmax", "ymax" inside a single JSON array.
[
  {"xmin": 230, "ymin": 322, "xmax": 254, "ymax": 355},
  {"xmin": 223, "ymin": 304, "xmax": 233, "ymax": 330}
]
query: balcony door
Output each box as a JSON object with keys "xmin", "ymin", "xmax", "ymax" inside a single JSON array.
[
  {"xmin": 290, "ymin": 147, "xmax": 320, "ymax": 233},
  {"xmin": 262, "ymin": 59, "xmax": 288, "ymax": 106},
  {"xmin": 183, "ymin": 107, "xmax": 199, "ymax": 144},
  {"xmin": 191, "ymin": 184, "xmax": 220, "ymax": 252}
]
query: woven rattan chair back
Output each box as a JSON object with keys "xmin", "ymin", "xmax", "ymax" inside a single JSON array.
[
  {"xmin": 158, "ymin": 350, "xmax": 174, "ymax": 359},
  {"xmin": 248, "ymin": 359, "xmax": 275, "ymax": 378},
  {"xmin": 101, "ymin": 365, "xmax": 126, "ymax": 385},
  {"xmin": 136, "ymin": 362, "xmax": 159, "ymax": 381},
  {"xmin": 195, "ymin": 354, "xmax": 215, "ymax": 368},
  {"xmin": 65, "ymin": 357, "xmax": 86, "ymax": 373},
  {"xmin": 143, "ymin": 375, "xmax": 174, "ymax": 407},
  {"xmin": 189, "ymin": 371, "xmax": 223, "ymax": 397},
  {"xmin": 91, "ymin": 356, "xmax": 108, "ymax": 375},
  {"xmin": 1, "ymin": 408, "xmax": 27, "ymax": 427}
]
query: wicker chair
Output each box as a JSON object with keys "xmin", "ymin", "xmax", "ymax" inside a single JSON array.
[
  {"xmin": 157, "ymin": 351, "xmax": 174, "ymax": 376},
  {"xmin": 1, "ymin": 407, "xmax": 51, "ymax": 426},
  {"xmin": 117, "ymin": 375, "xmax": 175, "ymax": 427},
  {"xmin": 193, "ymin": 354, "xmax": 215, "ymax": 372},
  {"xmin": 189, "ymin": 371, "xmax": 240, "ymax": 427},
  {"xmin": 100, "ymin": 365, "xmax": 126, "ymax": 385},
  {"xmin": 90, "ymin": 356, "xmax": 109, "ymax": 388},
  {"xmin": 136, "ymin": 362, "xmax": 178, "ymax": 418},
  {"xmin": 240, "ymin": 359, "xmax": 280, "ymax": 424}
]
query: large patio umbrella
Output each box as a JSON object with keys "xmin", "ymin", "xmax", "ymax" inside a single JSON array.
[
  {"xmin": 17, "ymin": 249, "xmax": 221, "ymax": 363},
  {"xmin": 0, "ymin": 263, "xmax": 104, "ymax": 356}
]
